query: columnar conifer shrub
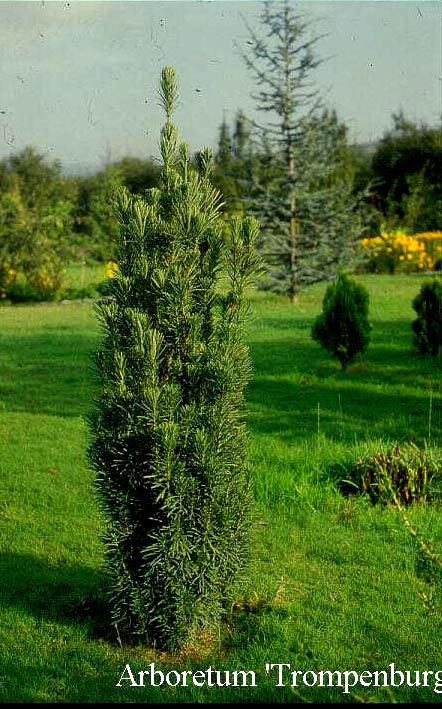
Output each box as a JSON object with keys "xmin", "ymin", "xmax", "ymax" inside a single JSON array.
[
  {"xmin": 311, "ymin": 273, "xmax": 371, "ymax": 370},
  {"xmin": 412, "ymin": 279, "xmax": 442, "ymax": 356},
  {"xmin": 87, "ymin": 67, "xmax": 260, "ymax": 651}
]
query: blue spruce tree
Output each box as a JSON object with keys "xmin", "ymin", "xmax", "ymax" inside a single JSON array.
[{"xmin": 238, "ymin": 0, "xmax": 364, "ymax": 301}]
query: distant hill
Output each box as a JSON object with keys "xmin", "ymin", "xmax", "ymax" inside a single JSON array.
[
  {"xmin": 354, "ymin": 140, "xmax": 379, "ymax": 156},
  {"xmin": 62, "ymin": 161, "xmax": 100, "ymax": 177},
  {"xmin": 61, "ymin": 141, "xmax": 380, "ymax": 178}
]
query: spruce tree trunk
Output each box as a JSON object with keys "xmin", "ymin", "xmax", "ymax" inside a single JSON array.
[{"xmin": 289, "ymin": 155, "xmax": 297, "ymax": 303}]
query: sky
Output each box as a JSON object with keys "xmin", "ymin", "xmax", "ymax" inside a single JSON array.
[{"xmin": 0, "ymin": 0, "xmax": 441, "ymax": 174}]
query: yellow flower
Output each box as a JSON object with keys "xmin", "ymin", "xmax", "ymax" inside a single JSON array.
[
  {"xmin": 360, "ymin": 228, "xmax": 442, "ymax": 272},
  {"xmin": 106, "ymin": 260, "xmax": 118, "ymax": 279}
]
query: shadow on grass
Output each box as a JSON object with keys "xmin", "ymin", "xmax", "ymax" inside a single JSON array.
[
  {"xmin": 0, "ymin": 551, "xmax": 274, "ymax": 638},
  {"xmin": 248, "ymin": 317, "xmax": 433, "ymax": 378},
  {"xmin": 0, "ymin": 552, "xmax": 112, "ymax": 640},
  {"xmin": 0, "ymin": 316, "xmax": 440, "ymax": 438},
  {"xmin": 248, "ymin": 375, "xmax": 439, "ymax": 444},
  {"xmin": 247, "ymin": 317, "xmax": 441, "ymax": 445},
  {"xmin": 0, "ymin": 332, "xmax": 98, "ymax": 418}
]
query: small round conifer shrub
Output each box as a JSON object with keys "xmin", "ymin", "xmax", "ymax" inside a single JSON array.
[
  {"xmin": 311, "ymin": 273, "xmax": 371, "ymax": 370},
  {"xmin": 87, "ymin": 67, "xmax": 260, "ymax": 651},
  {"xmin": 412, "ymin": 278, "xmax": 442, "ymax": 356}
]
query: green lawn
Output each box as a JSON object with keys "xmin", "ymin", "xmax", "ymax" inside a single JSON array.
[{"xmin": 1, "ymin": 273, "xmax": 442, "ymax": 703}]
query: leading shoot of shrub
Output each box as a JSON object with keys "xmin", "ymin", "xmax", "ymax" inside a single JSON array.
[{"xmin": 88, "ymin": 67, "xmax": 260, "ymax": 650}]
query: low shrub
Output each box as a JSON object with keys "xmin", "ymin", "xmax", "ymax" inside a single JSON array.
[
  {"xmin": 0, "ymin": 264, "xmax": 17, "ymax": 300},
  {"xmin": 6, "ymin": 269, "xmax": 64, "ymax": 303},
  {"xmin": 61, "ymin": 284, "xmax": 101, "ymax": 300},
  {"xmin": 412, "ymin": 278, "xmax": 442, "ymax": 356},
  {"xmin": 339, "ymin": 442, "xmax": 442, "ymax": 506},
  {"xmin": 311, "ymin": 273, "xmax": 371, "ymax": 371},
  {"xmin": 2, "ymin": 249, "xmax": 66, "ymax": 302}
]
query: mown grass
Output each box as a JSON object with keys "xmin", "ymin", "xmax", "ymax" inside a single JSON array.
[{"xmin": 1, "ymin": 273, "xmax": 442, "ymax": 703}]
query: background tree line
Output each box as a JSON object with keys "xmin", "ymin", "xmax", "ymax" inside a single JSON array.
[
  {"xmin": 0, "ymin": 113, "xmax": 440, "ymax": 298},
  {"xmin": 0, "ymin": 148, "xmax": 162, "ymax": 298},
  {"xmin": 213, "ymin": 111, "xmax": 442, "ymax": 245},
  {"xmin": 0, "ymin": 1, "xmax": 440, "ymax": 302}
]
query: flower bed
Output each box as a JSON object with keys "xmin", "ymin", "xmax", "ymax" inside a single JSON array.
[{"xmin": 361, "ymin": 229, "xmax": 442, "ymax": 273}]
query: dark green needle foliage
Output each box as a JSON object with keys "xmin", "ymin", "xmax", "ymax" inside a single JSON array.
[
  {"xmin": 311, "ymin": 273, "xmax": 371, "ymax": 371},
  {"xmin": 412, "ymin": 278, "xmax": 442, "ymax": 357},
  {"xmin": 87, "ymin": 67, "xmax": 260, "ymax": 651}
]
